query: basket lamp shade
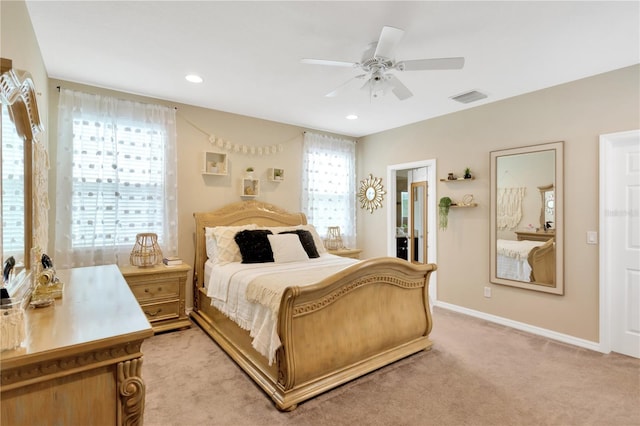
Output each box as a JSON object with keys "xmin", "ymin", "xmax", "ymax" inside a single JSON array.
[
  {"xmin": 130, "ymin": 233, "xmax": 163, "ymax": 267},
  {"xmin": 325, "ymin": 226, "xmax": 344, "ymax": 250}
]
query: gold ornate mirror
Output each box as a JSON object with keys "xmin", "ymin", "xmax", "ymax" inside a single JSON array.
[
  {"xmin": 1, "ymin": 58, "xmax": 43, "ymax": 277},
  {"xmin": 359, "ymin": 174, "xmax": 385, "ymax": 213},
  {"xmin": 490, "ymin": 141, "xmax": 564, "ymax": 294}
]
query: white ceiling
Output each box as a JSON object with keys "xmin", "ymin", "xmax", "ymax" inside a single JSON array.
[{"xmin": 25, "ymin": 1, "xmax": 639, "ymax": 138}]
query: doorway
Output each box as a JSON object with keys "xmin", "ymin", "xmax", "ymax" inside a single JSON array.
[
  {"xmin": 599, "ymin": 129, "xmax": 640, "ymax": 358},
  {"xmin": 387, "ymin": 160, "xmax": 437, "ymax": 297}
]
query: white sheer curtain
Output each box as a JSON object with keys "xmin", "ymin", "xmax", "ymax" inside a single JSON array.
[
  {"xmin": 54, "ymin": 89, "xmax": 178, "ymax": 268},
  {"xmin": 301, "ymin": 132, "xmax": 356, "ymax": 248}
]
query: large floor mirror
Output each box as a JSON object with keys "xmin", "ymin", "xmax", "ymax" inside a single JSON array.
[{"xmin": 490, "ymin": 141, "xmax": 564, "ymax": 294}]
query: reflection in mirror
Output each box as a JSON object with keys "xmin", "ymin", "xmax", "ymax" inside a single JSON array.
[
  {"xmin": 2, "ymin": 105, "xmax": 26, "ymax": 268},
  {"xmin": 411, "ymin": 181, "xmax": 427, "ymax": 264},
  {"xmin": 395, "ymin": 170, "xmax": 409, "ymax": 260},
  {"xmin": 538, "ymin": 184, "xmax": 554, "ymax": 230},
  {"xmin": 490, "ymin": 141, "xmax": 564, "ymax": 295}
]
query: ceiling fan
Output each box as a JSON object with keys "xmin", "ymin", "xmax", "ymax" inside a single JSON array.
[{"xmin": 301, "ymin": 26, "xmax": 464, "ymax": 100}]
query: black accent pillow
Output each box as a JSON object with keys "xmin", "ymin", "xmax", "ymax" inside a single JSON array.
[
  {"xmin": 279, "ymin": 230, "xmax": 320, "ymax": 258},
  {"xmin": 234, "ymin": 229, "xmax": 274, "ymax": 263}
]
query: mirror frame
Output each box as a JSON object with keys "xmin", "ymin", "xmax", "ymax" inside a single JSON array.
[
  {"xmin": 1, "ymin": 59, "xmax": 42, "ymax": 274},
  {"xmin": 490, "ymin": 141, "xmax": 564, "ymax": 295},
  {"xmin": 410, "ymin": 180, "xmax": 427, "ymax": 264}
]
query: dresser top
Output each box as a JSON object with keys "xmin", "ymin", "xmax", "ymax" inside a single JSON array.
[{"xmin": 1, "ymin": 264, "xmax": 153, "ymax": 366}]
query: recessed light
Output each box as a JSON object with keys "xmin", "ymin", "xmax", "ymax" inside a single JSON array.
[
  {"xmin": 185, "ymin": 74, "xmax": 203, "ymax": 83},
  {"xmin": 346, "ymin": 114, "xmax": 358, "ymax": 120}
]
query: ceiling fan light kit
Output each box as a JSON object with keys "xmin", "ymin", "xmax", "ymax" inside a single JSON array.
[{"xmin": 302, "ymin": 25, "xmax": 465, "ymax": 101}]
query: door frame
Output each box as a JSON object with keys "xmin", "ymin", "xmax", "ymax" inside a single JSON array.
[
  {"xmin": 387, "ymin": 159, "xmax": 437, "ymax": 299},
  {"xmin": 599, "ymin": 129, "xmax": 639, "ymax": 355}
]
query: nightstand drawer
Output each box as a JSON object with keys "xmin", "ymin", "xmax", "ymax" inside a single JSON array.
[
  {"xmin": 140, "ymin": 300, "xmax": 180, "ymax": 323},
  {"xmin": 119, "ymin": 263, "xmax": 191, "ymax": 333},
  {"xmin": 130, "ymin": 279, "xmax": 179, "ymax": 301}
]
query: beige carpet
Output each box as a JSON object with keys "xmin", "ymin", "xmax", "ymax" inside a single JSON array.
[{"xmin": 142, "ymin": 307, "xmax": 640, "ymax": 426}]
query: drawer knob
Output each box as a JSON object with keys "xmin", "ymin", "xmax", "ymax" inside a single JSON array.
[{"xmin": 144, "ymin": 308, "xmax": 162, "ymax": 317}]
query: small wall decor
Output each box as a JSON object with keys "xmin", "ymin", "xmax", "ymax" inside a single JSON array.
[{"xmin": 358, "ymin": 174, "xmax": 386, "ymax": 213}]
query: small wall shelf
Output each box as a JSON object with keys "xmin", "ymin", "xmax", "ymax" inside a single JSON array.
[
  {"xmin": 202, "ymin": 151, "xmax": 228, "ymax": 176},
  {"xmin": 450, "ymin": 203, "xmax": 478, "ymax": 208},
  {"xmin": 241, "ymin": 178, "xmax": 260, "ymax": 197},
  {"xmin": 268, "ymin": 168, "xmax": 285, "ymax": 182},
  {"xmin": 440, "ymin": 177, "xmax": 475, "ymax": 182}
]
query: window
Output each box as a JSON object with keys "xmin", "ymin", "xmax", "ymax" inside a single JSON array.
[
  {"xmin": 301, "ymin": 132, "xmax": 356, "ymax": 248},
  {"xmin": 55, "ymin": 89, "xmax": 177, "ymax": 268}
]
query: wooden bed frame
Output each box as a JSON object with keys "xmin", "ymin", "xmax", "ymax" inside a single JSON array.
[
  {"xmin": 528, "ymin": 237, "xmax": 555, "ymax": 285},
  {"xmin": 190, "ymin": 201, "xmax": 437, "ymax": 411}
]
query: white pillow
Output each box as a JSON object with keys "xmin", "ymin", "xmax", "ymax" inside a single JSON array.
[
  {"xmin": 267, "ymin": 234, "xmax": 309, "ymax": 263},
  {"xmin": 205, "ymin": 227, "xmax": 217, "ymax": 260},
  {"xmin": 209, "ymin": 224, "xmax": 257, "ymax": 264},
  {"xmin": 266, "ymin": 224, "xmax": 326, "ymax": 254}
]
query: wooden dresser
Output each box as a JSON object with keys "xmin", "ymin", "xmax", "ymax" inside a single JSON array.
[
  {"xmin": 1, "ymin": 265, "xmax": 153, "ymax": 426},
  {"xmin": 515, "ymin": 230, "xmax": 555, "ymax": 242},
  {"xmin": 119, "ymin": 263, "xmax": 191, "ymax": 333}
]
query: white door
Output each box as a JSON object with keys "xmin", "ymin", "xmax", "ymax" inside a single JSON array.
[{"xmin": 601, "ymin": 130, "xmax": 640, "ymax": 358}]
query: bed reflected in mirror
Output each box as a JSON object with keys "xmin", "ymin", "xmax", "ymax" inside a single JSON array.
[{"xmin": 490, "ymin": 141, "xmax": 564, "ymax": 295}]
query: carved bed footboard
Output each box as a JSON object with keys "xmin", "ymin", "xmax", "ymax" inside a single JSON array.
[{"xmin": 274, "ymin": 258, "xmax": 436, "ymax": 409}]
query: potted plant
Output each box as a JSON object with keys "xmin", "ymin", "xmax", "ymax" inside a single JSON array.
[
  {"xmin": 464, "ymin": 167, "xmax": 472, "ymax": 179},
  {"xmin": 245, "ymin": 167, "xmax": 254, "ymax": 179},
  {"xmin": 439, "ymin": 197, "xmax": 452, "ymax": 230}
]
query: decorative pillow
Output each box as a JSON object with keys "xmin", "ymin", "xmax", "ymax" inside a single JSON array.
[
  {"xmin": 279, "ymin": 230, "xmax": 320, "ymax": 258},
  {"xmin": 210, "ymin": 224, "xmax": 257, "ymax": 264},
  {"xmin": 205, "ymin": 227, "xmax": 218, "ymax": 260},
  {"xmin": 266, "ymin": 224, "xmax": 326, "ymax": 254},
  {"xmin": 268, "ymin": 234, "xmax": 309, "ymax": 263},
  {"xmin": 235, "ymin": 229, "xmax": 274, "ymax": 264}
]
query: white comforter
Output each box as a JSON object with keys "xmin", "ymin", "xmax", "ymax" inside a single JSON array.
[
  {"xmin": 206, "ymin": 254, "xmax": 357, "ymax": 365},
  {"xmin": 496, "ymin": 239, "xmax": 545, "ymax": 282}
]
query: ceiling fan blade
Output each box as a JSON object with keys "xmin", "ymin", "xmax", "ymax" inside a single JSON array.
[
  {"xmin": 301, "ymin": 58, "xmax": 358, "ymax": 68},
  {"xmin": 387, "ymin": 75, "xmax": 413, "ymax": 100},
  {"xmin": 325, "ymin": 74, "xmax": 367, "ymax": 97},
  {"xmin": 396, "ymin": 57, "xmax": 465, "ymax": 71},
  {"xmin": 373, "ymin": 26, "xmax": 404, "ymax": 60}
]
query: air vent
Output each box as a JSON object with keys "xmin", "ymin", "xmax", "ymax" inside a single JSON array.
[{"xmin": 450, "ymin": 90, "xmax": 488, "ymax": 104}]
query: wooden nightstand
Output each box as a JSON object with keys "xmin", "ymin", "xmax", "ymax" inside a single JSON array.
[
  {"xmin": 327, "ymin": 248, "xmax": 363, "ymax": 259},
  {"xmin": 119, "ymin": 263, "xmax": 192, "ymax": 333}
]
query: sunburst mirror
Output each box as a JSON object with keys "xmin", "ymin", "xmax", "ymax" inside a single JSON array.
[{"xmin": 358, "ymin": 174, "xmax": 385, "ymax": 213}]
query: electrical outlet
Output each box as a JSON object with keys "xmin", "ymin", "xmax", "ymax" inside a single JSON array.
[
  {"xmin": 484, "ymin": 287, "xmax": 492, "ymax": 298},
  {"xmin": 587, "ymin": 231, "xmax": 598, "ymax": 245}
]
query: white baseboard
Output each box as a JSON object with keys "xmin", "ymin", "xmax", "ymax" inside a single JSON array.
[{"xmin": 434, "ymin": 301, "xmax": 605, "ymax": 354}]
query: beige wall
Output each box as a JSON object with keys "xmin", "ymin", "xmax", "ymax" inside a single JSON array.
[{"xmin": 356, "ymin": 65, "xmax": 640, "ymax": 342}]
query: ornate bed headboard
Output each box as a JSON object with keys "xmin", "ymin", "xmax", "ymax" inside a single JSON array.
[{"xmin": 192, "ymin": 201, "xmax": 308, "ymax": 300}]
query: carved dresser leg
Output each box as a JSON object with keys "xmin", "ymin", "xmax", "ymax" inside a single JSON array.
[{"xmin": 117, "ymin": 357, "xmax": 146, "ymax": 426}]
